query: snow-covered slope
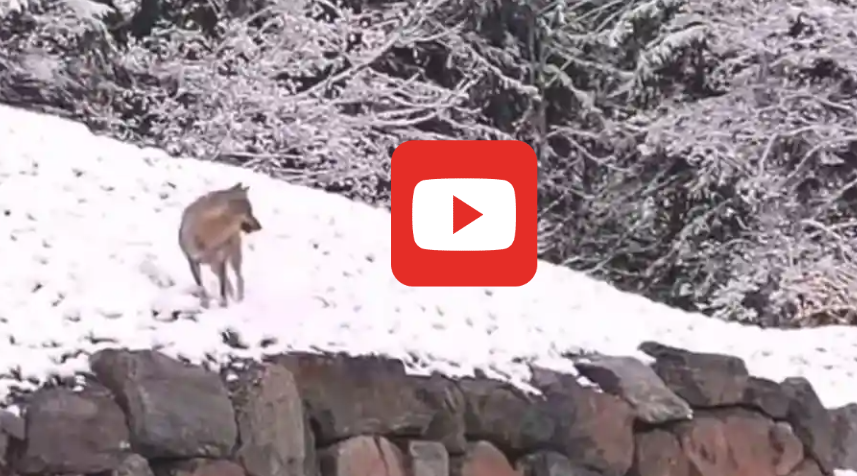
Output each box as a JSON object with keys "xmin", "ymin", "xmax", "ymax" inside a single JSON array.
[{"xmin": 0, "ymin": 104, "xmax": 856, "ymax": 410}]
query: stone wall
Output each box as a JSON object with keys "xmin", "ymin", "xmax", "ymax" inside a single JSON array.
[{"xmin": 0, "ymin": 341, "xmax": 855, "ymax": 476}]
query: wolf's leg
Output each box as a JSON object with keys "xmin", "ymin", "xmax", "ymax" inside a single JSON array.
[
  {"xmin": 186, "ymin": 257, "xmax": 209, "ymax": 308},
  {"xmin": 229, "ymin": 239, "xmax": 244, "ymax": 302},
  {"xmin": 214, "ymin": 259, "xmax": 232, "ymax": 307}
]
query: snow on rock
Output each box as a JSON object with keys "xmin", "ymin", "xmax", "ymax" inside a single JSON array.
[{"xmin": 0, "ymin": 105, "xmax": 856, "ymax": 408}]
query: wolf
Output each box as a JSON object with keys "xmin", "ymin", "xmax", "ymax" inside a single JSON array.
[{"xmin": 178, "ymin": 182, "xmax": 263, "ymax": 308}]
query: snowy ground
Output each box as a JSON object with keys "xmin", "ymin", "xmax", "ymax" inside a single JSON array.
[{"xmin": 0, "ymin": 105, "xmax": 856, "ymax": 415}]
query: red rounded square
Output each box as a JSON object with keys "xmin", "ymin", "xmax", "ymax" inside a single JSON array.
[{"xmin": 391, "ymin": 140, "xmax": 538, "ymax": 287}]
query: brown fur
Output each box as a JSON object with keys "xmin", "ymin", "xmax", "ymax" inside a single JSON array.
[{"xmin": 178, "ymin": 182, "xmax": 262, "ymax": 308}]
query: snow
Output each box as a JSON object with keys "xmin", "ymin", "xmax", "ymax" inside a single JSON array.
[{"xmin": 0, "ymin": 105, "xmax": 857, "ymax": 413}]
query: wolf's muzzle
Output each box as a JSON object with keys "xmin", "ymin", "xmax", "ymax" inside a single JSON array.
[{"xmin": 241, "ymin": 216, "xmax": 263, "ymax": 233}]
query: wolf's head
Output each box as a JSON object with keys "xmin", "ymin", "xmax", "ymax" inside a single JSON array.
[{"xmin": 225, "ymin": 183, "xmax": 263, "ymax": 233}]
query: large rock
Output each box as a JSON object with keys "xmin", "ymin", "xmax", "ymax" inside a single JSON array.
[
  {"xmin": 413, "ymin": 373, "xmax": 467, "ymax": 454},
  {"xmin": 458, "ymin": 378, "xmax": 556, "ymax": 453},
  {"xmin": 636, "ymin": 416, "xmax": 798, "ymax": 476},
  {"xmin": 742, "ymin": 377, "xmax": 791, "ymax": 419},
  {"xmin": 16, "ymin": 386, "xmax": 131, "ymax": 475},
  {"xmin": 156, "ymin": 459, "xmax": 246, "ymax": 476},
  {"xmin": 772, "ymin": 422, "xmax": 807, "ymax": 476},
  {"xmin": 639, "ymin": 341, "xmax": 749, "ymax": 407},
  {"xmin": 404, "ymin": 441, "xmax": 449, "ymax": 476},
  {"xmin": 463, "ymin": 366, "xmax": 634, "ymax": 475},
  {"xmin": 318, "ymin": 435, "xmax": 406, "ymax": 476},
  {"xmin": 231, "ymin": 363, "xmax": 311, "ymax": 476},
  {"xmin": 674, "ymin": 408, "xmax": 804, "ymax": 476},
  {"xmin": 270, "ymin": 353, "xmax": 444, "ymax": 446},
  {"xmin": 89, "ymin": 349, "xmax": 237, "ymax": 459},
  {"xmin": 633, "ymin": 429, "xmax": 688, "ymax": 476},
  {"xmin": 529, "ymin": 367, "xmax": 635, "ymax": 476},
  {"xmin": 451, "ymin": 441, "xmax": 518, "ymax": 476},
  {"xmin": 0, "ymin": 408, "xmax": 24, "ymax": 468},
  {"xmin": 114, "ymin": 454, "xmax": 156, "ymax": 476},
  {"xmin": 787, "ymin": 460, "xmax": 825, "ymax": 476},
  {"xmin": 573, "ymin": 355, "xmax": 692, "ymax": 424},
  {"xmin": 780, "ymin": 378, "xmax": 834, "ymax": 475},
  {"xmin": 303, "ymin": 407, "xmax": 321, "ymax": 476},
  {"xmin": 830, "ymin": 403, "xmax": 857, "ymax": 470},
  {"xmin": 516, "ymin": 451, "xmax": 604, "ymax": 476},
  {"xmin": 0, "ymin": 410, "xmax": 24, "ymax": 441}
]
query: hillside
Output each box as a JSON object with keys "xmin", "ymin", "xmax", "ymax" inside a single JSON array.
[
  {"xmin": 6, "ymin": 0, "xmax": 857, "ymax": 330},
  {"xmin": 0, "ymin": 104, "xmax": 856, "ymax": 413}
]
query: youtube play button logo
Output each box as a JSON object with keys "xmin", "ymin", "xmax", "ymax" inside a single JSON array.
[
  {"xmin": 412, "ymin": 179, "xmax": 516, "ymax": 251},
  {"xmin": 391, "ymin": 140, "xmax": 537, "ymax": 287},
  {"xmin": 453, "ymin": 196, "xmax": 481, "ymax": 234}
]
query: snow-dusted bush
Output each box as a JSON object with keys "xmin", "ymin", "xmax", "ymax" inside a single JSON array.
[
  {"xmin": 1, "ymin": 0, "xmax": 499, "ymax": 203},
  {"xmin": 109, "ymin": 0, "xmax": 510, "ymax": 201},
  {"xmin": 0, "ymin": 0, "xmax": 119, "ymax": 117},
  {"xmin": 534, "ymin": 0, "xmax": 857, "ymax": 327}
]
